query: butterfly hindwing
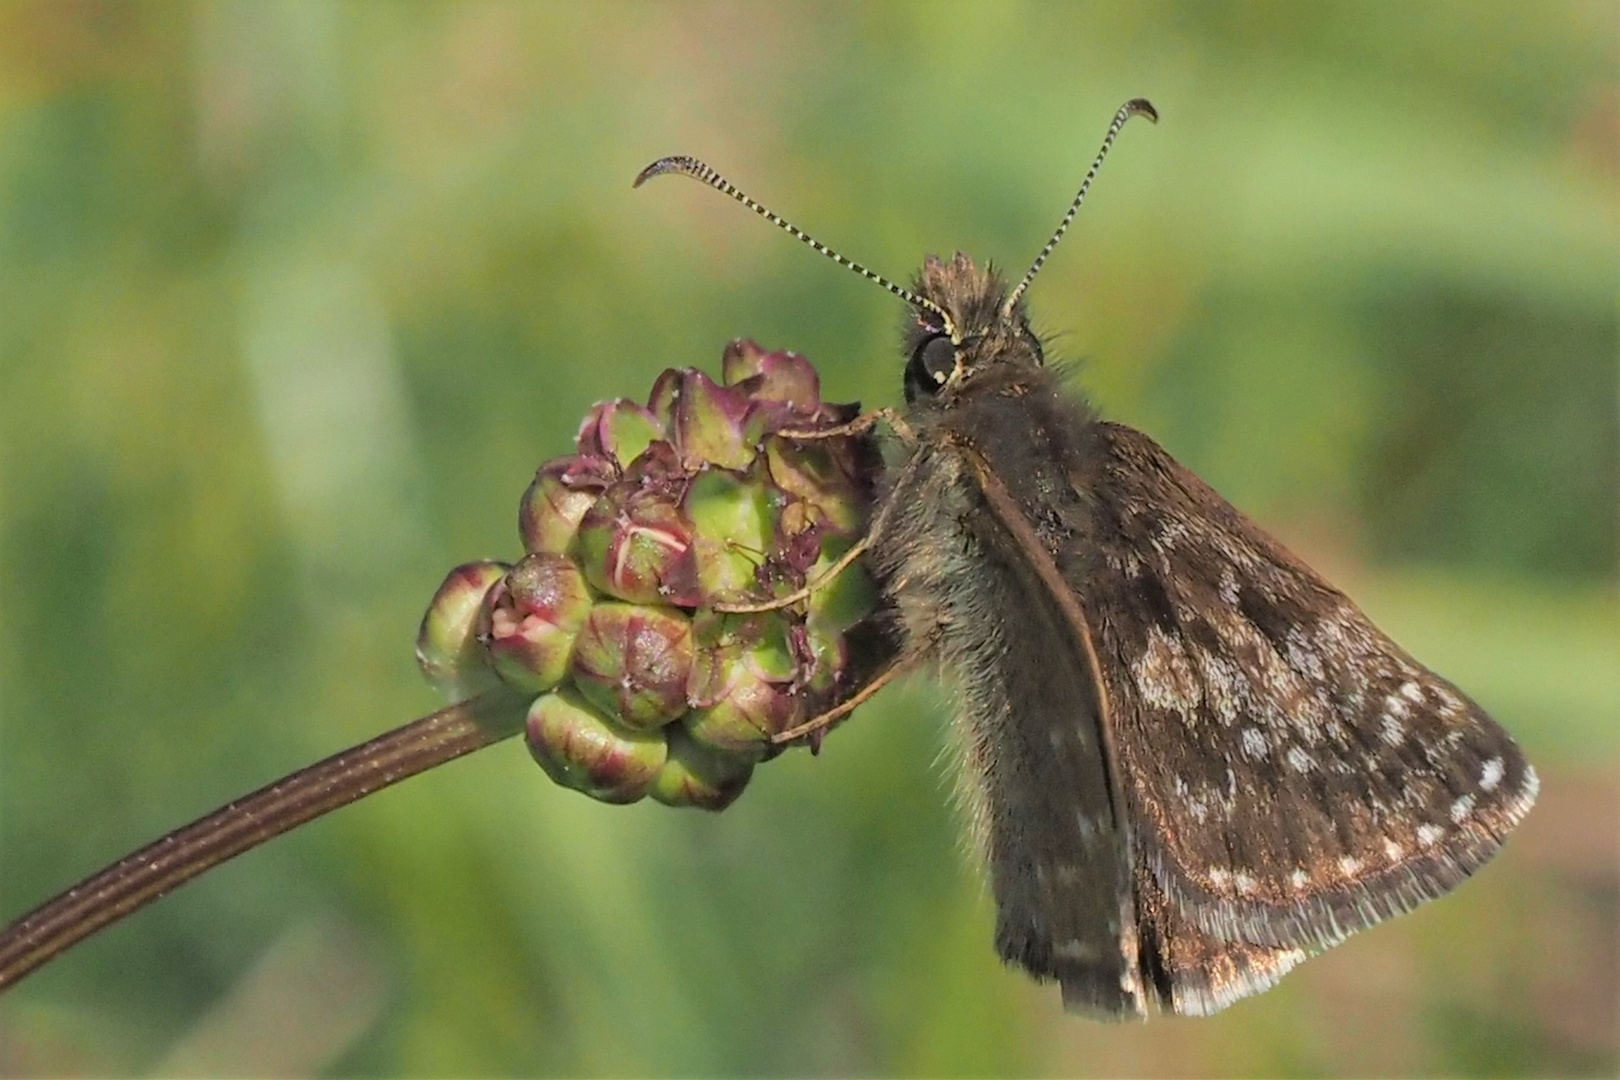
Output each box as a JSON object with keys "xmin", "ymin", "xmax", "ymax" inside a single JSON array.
[{"xmin": 1133, "ymin": 859, "xmax": 1306, "ymax": 1016}]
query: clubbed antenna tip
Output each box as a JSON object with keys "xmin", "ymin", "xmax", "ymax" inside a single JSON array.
[{"xmin": 632, "ymin": 156, "xmax": 692, "ymax": 189}]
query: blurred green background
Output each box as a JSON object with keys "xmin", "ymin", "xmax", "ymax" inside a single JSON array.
[{"xmin": 1, "ymin": 2, "xmax": 1615, "ymax": 1076}]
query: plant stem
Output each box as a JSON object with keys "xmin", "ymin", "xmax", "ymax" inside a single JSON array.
[{"xmin": 0, "ymin": 690, "xmax": 529, "ymax": 992}]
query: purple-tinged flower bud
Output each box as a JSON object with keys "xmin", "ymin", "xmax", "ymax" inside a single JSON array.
[
  {"xmin": 764, "ymin": 437, "xmax": 864, "ymax": 536},
  {"xmin": 683, "ymin": 466, "xmax": 779, "ymax": 605},
  {"xmin": 570, "ymin": 602, "xmax": 694, "ymax": 729},
  {"xmin": 722, "ymin": 339, "xmax": 822, "ymax": 416},
  {"xmin": 479, "ymin": 553, "xmax": 594, "ymax": 693},
  {"xmin": 416, "ymin": 560, "xmax": 509, "ymax": 701},
  {"xmin": 574, "ymin": 480, "xmax": 703, "ymax": 606},
  {"xmin": 720, "ymin": 338, "xmax": 770, "ymax": 386},
  {"xmin": 672, "ymin": 368, "xmax": 758, "ymax": 471},
  {"xmin": 684, "ymin": 612, "xmax": 799, "ymax": 755},
  {"xmin": 526, "ymin": 688, "xmax": 667, "ymax": 804},
  {"xmin": 576, "ymin": 399, "xmax": 666, "ymax": 468},
  {"xmin": 647, "ymin": 368, "xmax": 681, "ymax": 430},
  {"xmin": 520, "ymin": 455, "xmax": 615, "ymax": 555},
  {"xmin": 651, "ymin": 726, "xmax": 753, "ymax": 811}
]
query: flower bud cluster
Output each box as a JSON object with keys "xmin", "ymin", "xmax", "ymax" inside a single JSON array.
[{"xmin": 416, "ymin": 341, "xmax": 884, "ymax": 810}]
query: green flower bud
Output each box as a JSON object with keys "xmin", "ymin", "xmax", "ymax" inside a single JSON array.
[
  {"xmin": 573, "ymin": 478, "xmax": 702, "ymax": 606},
  {"xmin": 671, "ymin": 368, "xmax": 758, "ymax": 470},
  {"xmin": 526, "ymin": 688, "xmax": 667, "ymax": 804},
  {"xmin": 651, "ymin": 725, "xmax": 753, "ymax": 811},
  {"xmin": 576, "ymin": 399, "xmax": 666, "ymax": 468},
  {"xmin": 570, "ymin": 602, "xmax": 694, "ymax": 729},
  {"xmin": 416, "ymin": 560, "xmax": 509, "ymax": 701},
  {"xmin": 683, "ymin": 466, "xmax": 779, "ymax": 604},
  {"xmin": 805, "ymin": 538, "xmax": 879, "ymax": 637},
  {"xmin": 684, "ymin": 611, "xmax": 798, "ymax": 755},
  {"xmin": 480, "ymin": 553, "xmax": 594, "ymax": 693},
  {"xmin": 520, "ymin": 455, "xmax": 614, "ymax": 555}
]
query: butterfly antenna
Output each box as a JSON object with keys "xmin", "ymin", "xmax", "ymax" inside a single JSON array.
[
  {"xmin": 1002, "ymin": 98, "xmax": 1158, "ymax": 317},
  {"xmin": 634, "ymin": 155, "xmax": 956, "ymax": 336}
]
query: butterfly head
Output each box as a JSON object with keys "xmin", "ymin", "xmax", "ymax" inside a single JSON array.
[{"xmin": 903, "ymin": 253, "xmax": 1043, "ymax": 403}]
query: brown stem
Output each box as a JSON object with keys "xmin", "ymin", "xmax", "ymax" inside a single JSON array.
[{"xmin": 0, "ymin": 690, "xmax": 529, "ymax": 993}]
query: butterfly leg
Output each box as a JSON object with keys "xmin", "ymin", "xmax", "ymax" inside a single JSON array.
[
  {"xmin": 777, "ymin": 406, "xmax": 917, "ymax": 447},
  {"xmin": 771, "ymin": 650, "xmax": 912, "ymax": 745}
]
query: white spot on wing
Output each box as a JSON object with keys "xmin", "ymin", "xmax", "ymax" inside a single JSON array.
[
  {"xmin": 1241, "ymin": 727, "xmax": 1267, "ymax": 758},
  {"xmin": 1450, "ymin": 794, "xmax": 1476, "ymax": 823},
  {"xmin": 1383, "ymin": 838, "xmax": 1404, "ymax": 861},
  {"xmin": 1283, "ymin": 625, "xmax": 1326, "ymax": 683},
  {"xmin": 1289, "ymin": 869, "xmax": 1309, "ymax": 890},
  {"xmin": 1380, "ymin": 714, "xmax": 1404, "ymax": 745},
  {"xmin": 1286, "ymin": 747, "xmax": 1315, "ymax": 772},
  {"xmin": 1133, "ymin": 627, "xmax": 1201, "ymax": 712},
  {"xmin": 1480, "ymin": 757, "xmax": 1505, "ymax": 792},
  {"xmin": 1195, "ymin": 651, "xmax": 1244, "ymax": 726},
  {"xmin": 1338, "ymin": 856, "xmax": 1362, "ymax": 875},
  {"xmin": 1417, "ymin": 823, "xmax": 1444, "ymax": 846},
  {"xmin": 1151, "ymin": 519, "xmax": 1189, "ymax": 553},
  {"xmin": 1399, "ymin": 681, "xmax": 1423, "ymax": 703},
  {"xmin": 1232, "ymin": 872, "xmax": 1258, "ymax": 896}
]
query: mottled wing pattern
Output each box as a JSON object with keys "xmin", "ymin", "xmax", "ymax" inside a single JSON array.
[{"xmin": 1069, "ymin": 421, "xmax": 1538, "ymax": 953}]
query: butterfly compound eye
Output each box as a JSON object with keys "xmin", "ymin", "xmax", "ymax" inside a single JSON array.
[{"xmin": 904, "ymin": 334, "xmax": 957, "ymax": 401}]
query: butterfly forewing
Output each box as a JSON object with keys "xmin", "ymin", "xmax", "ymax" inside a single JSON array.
[{"xmin": 1068, "ymin": 421, "xmax": 1538, "ymax": 952}]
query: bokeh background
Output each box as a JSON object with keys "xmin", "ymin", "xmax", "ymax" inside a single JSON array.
[{"xmin": 1, "ymin": 2, "xmax": 1615, "ymax": 1076}]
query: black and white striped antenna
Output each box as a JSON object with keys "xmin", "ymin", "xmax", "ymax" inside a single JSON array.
[
  {"xmin": 634, "ymin": 155, "xmax": 957, "ymax": 338},
  {"xmin": 1002, "ymin": 98, "xmax": 1157, "ymax": 317}
]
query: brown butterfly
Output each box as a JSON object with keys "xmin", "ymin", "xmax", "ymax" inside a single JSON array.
[{"xmin": 636, "ymin": 99, "xmax": 1536, "ymax": 1017}]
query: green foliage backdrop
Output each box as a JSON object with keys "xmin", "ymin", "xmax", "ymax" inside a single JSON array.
[{"xmin": 1, "ymin": 2, "xmax": 1614, "ymax": 1076}]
